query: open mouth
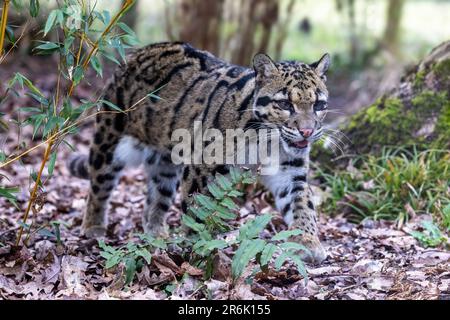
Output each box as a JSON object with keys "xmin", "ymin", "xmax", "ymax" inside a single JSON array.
[{"xmin": 287, "ymin": 139, "xmax": 309, "ymax": 149}]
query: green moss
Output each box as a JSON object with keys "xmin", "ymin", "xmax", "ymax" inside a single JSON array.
[
  {"xmin": 343, "ymin": 90, "xmax": 450, "ymax": 155},
  {"xmin": 412, "ymin": 91, "xmax": 450, "ymax": 148},
  {"xmin": 413, "ymin": 70, "xmax": 426, "ymax": 88},
  {"xmin": 435, "ymin": 97, "xmax": 450, "ymax": 149},
  {"xmin": 346, "ymin": 97, "xmax": 418, "ymax": 151},
  {"xmin": 432, "ymin": 59, "xmax": 450, "ymax": 83}
]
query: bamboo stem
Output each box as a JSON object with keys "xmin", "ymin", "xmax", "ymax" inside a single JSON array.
[
  {"xmin": 15, "ymin": 139, "xmax": 54, "ymax": 245},
  {"xmin": 0, "ymin": 0, "xmax": 11, "ymax": 56}
]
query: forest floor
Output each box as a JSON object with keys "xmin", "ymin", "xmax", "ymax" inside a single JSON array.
[{"xmin": 0, "ymin": 56, "xmax": 449, "ymax": 300}]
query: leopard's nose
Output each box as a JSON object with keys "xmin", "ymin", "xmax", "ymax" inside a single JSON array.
[{"xmin": 299, "ymin": 128, "xmax": 314, "ymax": 138}]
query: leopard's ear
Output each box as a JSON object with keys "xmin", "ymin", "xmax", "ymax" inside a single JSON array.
[
  {"xmin": 253, "ymin": 53, "xmax": 277, "ymax": 78},
  {"xmin": 310, "ymin": 53, "xmax": 330, "ymax": 77}
]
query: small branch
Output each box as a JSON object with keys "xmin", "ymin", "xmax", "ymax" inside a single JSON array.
[
  {"xmin": 0, "ymin": 21, "xmax": 29, "ymax": 64},
  {"xmin": 0, "ymin": 0, "xmax": 11, "ymax": 56},
  {"xmin": 15, "ymin": 139, "xmax": 54, "ymax": 245}
]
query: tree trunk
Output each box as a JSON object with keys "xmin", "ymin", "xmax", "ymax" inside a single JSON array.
[
  {"xmin": 177, "ymin": 0, "xmax": 224, "ymax": 56},
  {"xmin": 382, "ymin": 0, "xmax": 405, "ymax": 56},
  {"xmin": 274, "ymin": 0, "xmax": 296, "ymax": 61},
  {"xmin": 164, "ymin": 0, "xmax": 292, "ymax": 65}
]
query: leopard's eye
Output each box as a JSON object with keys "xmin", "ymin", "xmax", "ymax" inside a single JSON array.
[
  {"xmin": 277, "ymin": 100, "xmax": 293, "ymax": 111},
  {"xmin": 313, "ymin": 100, "xmax": 327, "ymax": 112}
]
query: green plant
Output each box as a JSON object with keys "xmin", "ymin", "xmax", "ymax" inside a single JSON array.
[
  {"xmin": 183, "ymin": 168, "xmax": 309, "ymax": 282},
  {"xmin": 441, "ymin": 203, "xmax": 450, "ymax": 231},
  {"xmin": 0, "ymin": 0, "xmax": 138, "ymax": 245},
  {"xmin": 17, "ymin": 219, "xmax": 69, "ymax": 245},
  {"xmin": 409, "ymin": 220, "xmax": 448, "ymax": 248},
  {"xmin": 317, "ymin": 147, "xmax": 450, "ymax": 227},
  {"xmin": 98, "ymin": 234, "xmax": 166, "ymax": 285}
]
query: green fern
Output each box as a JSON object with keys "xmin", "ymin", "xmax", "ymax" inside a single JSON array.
[{"xmin": 183, "ymin": 167, "xmax": 309, "ymax": 282}]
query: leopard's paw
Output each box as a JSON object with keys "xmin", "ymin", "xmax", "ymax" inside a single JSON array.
[
  {"xmin": 143, "ymin": 222, "xmax": 170, "ymax": 239},
  {"xmin": 82, "ymin": 225, "xmax": 107, "ymax": 238},
  {"xmin": 291, "ymin": 233, "xmax": 327, "ymax": 265}
]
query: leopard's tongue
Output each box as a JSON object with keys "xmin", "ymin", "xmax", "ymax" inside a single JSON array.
[{"xmin": 293, "ymin": 140, "xmax": 309, "ymax": 148}]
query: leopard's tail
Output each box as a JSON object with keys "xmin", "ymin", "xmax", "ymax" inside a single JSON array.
[{"xmin": 67, "ymin": 153, "xmax": 89, "ymax": 179}]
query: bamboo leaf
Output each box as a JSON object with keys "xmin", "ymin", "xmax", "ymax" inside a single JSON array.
[
  {"xmin": 47, "ymin": 151, "xmax": 57, "ymax": 176},
  {"xmin": 44, "ymin": 10, "xmax": 58, "ymax": 36},
  {"xmin": 29, "ymin": 0, "xmax": 40, "ymax": 17}
]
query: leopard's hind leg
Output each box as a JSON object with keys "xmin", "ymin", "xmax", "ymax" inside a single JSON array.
[
  {"xmin": 81, "ymin": 112, "xmax": 128, "ymax": 237},
  {"xmin": 143, "ymin": 153, "xmax": 182, "ymax": 237}
]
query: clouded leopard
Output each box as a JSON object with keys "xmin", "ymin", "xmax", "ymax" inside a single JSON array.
[{"xmin": 68, "ymin": 42, "xmax": 330, "ymax": 264}]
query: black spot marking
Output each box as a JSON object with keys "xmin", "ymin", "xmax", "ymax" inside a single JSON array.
[
  {"xmin": 237, "ymin": 90, "xmax": 255, "ymax": 114},
  {"xmin": 98, "ymin": 195, "xmax": 109, "ymax": 201},
  {"xmin": 106, "ymin": 152, "xmax": 114, "ymax": 164},
  {"xmin": 281, "ymin": 203, "xmax": 291, "ymax": 215},
  {"xmin": 189, "ymin": 180, "xmax": 199, "ymax": 194},
  {"xmin": 92, "ymin": 185, "xmax": 100, "ymax": 193},
  {"xmin": 100, "ymin": 144, "xmax": 110, "ymax": 153},
  {"xmin": 183, "ymin": 166, "xmax": 190, "ymax": 180},
  {"xmin": 93, "ymin": 154, "xmax": 104, "ymax": 170},
  {"xmin": 256, "ymin": 96, "xmax": 271, "ymax": 107},
  {"xmin": 157, "ymin": 202, "xmax": 169, "ymax": 212},
  {"xmin": 152, "ymin": 176, "xmax": 161, "ymax": 184},
  {"xmin": 77, "ymin": 160, "xmax": 89, "ymax": 178},
  {"xmin": 113, "ymin": 164, "xmax": 124, "ymax": 172},
  {"xmin": 146, "ymin": 153, "xmax": 157, "ymax": 165},
  {"xmin": 183, "ymin": 44, "xmax": 210, "ymax": 71},
  {"xmin": 278, "ymin": 188, "xmax": 289, "ymax": 198},
  {"xmin": 212, "ymin": 165, "xmax": 229, "ymax": 176},
  {"xmin": 96, "ymin": 173, "xmax": 114, "ymax": 184},
  {"xmin": 291, "ymin": 185, "xmax": 304, "ymax": 194},
  {"xmin": 150, "ymin": 62, "xmax": 193, "ymax": 102},
  {"xmin": 282, "ymin": 158, "xmax": 304, "ymax": 167},
  {"xmin": 307, "ymin": 200, "xmax": 314, "ymax": 210},
  {"xmin": 201, "ymin": 176, "xmax": 208, "ymax": 188},
  {"xmin": 94, "ymin": 132, "xmax": 103, "ymax": 144},
  {"xmin": 157, "ymin": 186, "xmax": 173, "ymax": 197},
  {"xmin": 160, "ymin": 171, "xmax": 177, "ymax": 179},
  {"xmin": 159, "ymin": 154, "xmax": 169, "ymax": 163},
  {"xmin": 114, "ymin": 113, "xmax": 126, "ymax": 132},
  {"xmin": 159, "ymin": 49, "xmax": 181, "ymax": 59},
  {"xmin": 293, "ymin": 175, "xmax": 306, "ymax": 182}
]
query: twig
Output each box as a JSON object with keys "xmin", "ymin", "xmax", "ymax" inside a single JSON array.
[
  {"xmin": 0, "ymin": 21, "xmax": 29, "ymax": 65},
  {"xmin": 16, "ymin": 139, "xmax": 54, "ymax": 245},
  {"xmin": 0, "ymin": 0, "xmax": 10, "ymax": 56}
]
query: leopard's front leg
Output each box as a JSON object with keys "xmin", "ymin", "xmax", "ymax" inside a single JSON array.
[{"xmin": 261, "ymin": 164, "xmax": 327, "ymax": 264}]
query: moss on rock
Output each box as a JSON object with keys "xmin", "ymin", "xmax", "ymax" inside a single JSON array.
[{"xmin": 339, "ymin": 41, "xmax": 450, "ymax": 156}]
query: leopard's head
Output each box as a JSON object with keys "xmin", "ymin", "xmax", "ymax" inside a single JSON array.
[{"xmin": 252, "ymin": 53, "xmax": 330, "ymax": 157}]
